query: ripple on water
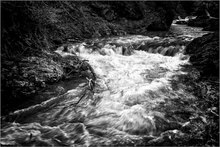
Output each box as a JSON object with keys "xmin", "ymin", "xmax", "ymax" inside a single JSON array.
[{"xmin": 74, "ymin": 40, "xmax": 190, "ymax": 143}]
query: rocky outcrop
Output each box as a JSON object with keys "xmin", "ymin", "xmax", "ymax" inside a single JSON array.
[
  {"xmin": 185, "ymin": 32, "xmax": 219, "ymax": 77},
  {"xmin": 188, "ymin": 1, "xmax": 219, "ymax": 31},
  {"xmin": 174, "ymin": 1, "xmax": 219, "ymax": 31},
  {"xmin": 183, "ymin": 32, "xmax": 219, "ymax": 146},
  {"xmin": 187, "ymin": 16, "xmax": 219, "ymax": 31},
  {"xmin": 1, "ymin": 50, "xmax": 95, "ymax": 115},
  {"xmin": 175, "ymin": 1, "xmax": 219, "ymax": 18}
]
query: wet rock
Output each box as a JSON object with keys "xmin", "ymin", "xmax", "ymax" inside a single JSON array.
[
  {"xmin": 136, "ymin": 38, "xmax": 189, "ymax": 56},
  {"xmin": 187, "ymin": 16, "xmax": 219, "ymax": 31},
  {"xmin": 185, "ymin": 32, "xmax": 219, "ymax": 77},
  {"xmin": 1, "ymin": 50, "xmax": 89, "ymax": 115}
]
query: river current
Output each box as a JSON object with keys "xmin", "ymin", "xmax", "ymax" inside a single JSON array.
[{"xmin": 1, "ymin": 24, "xmax": 209, "ymax": 146}]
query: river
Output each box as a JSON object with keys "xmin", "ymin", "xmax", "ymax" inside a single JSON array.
[{"xmin": 1, "ymin": 24, "xmax": 209, "ymax": 146}]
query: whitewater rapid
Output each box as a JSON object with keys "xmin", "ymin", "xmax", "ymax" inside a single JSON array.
[{"xmin": 1, "ymin": 25, "xmax": 209, "ymax": 146}]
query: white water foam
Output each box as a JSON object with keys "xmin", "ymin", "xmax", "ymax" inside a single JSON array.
[{"xmin": 2, "ymin": 30, "xmax": 207, "ymax": 146}]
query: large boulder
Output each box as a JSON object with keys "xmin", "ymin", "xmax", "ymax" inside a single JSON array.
[{"xmin": 185, "ymin": 32, "xmax": 219, "ymax": 77}]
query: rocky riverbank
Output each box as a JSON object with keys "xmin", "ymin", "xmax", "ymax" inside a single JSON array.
[
  {"xmin": 1, "ymin": 1, "xmax": 178, "ymax": 115},
  {"xmin": 1, "ymin": 1, "xmax": 219, "ymax": 146},
  {"xmin": 174, "ymin": 1, "xmax": 219, "ymax": 31},
  {"xmin": 1, "ymin": 50, "xmax": 95, "ymax": 115}
]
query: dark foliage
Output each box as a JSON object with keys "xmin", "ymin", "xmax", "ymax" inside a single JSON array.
[
  {"xmin": 1, "ymin": 1, "xmax": 178, "ymax": 60},
  {"xmin": 175, "ymin": 1, "xmax": 219, "ymax": 31},
  {"xmin": 175, "ymin": 1, "xmax": 219, "ymax": 18}
]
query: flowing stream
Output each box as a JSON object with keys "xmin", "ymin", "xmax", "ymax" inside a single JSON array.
[{"xmin": 1, "ymin": 24, "xmax": 209, "ymax": 146}]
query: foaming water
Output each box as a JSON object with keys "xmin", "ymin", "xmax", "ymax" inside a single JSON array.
[
  {"xmin": 74, "ymin": 42, "xmax": 189, "ymax": 137},
  {"xmin": 1, "ymin": 25, "xmax": 209, "ymax": 146}
]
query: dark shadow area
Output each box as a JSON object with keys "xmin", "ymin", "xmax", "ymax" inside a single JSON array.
[{"xmin": 152, "ymin": 64, "xmax": 219, "ymax": 146}]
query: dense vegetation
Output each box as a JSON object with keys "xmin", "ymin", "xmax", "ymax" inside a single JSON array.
[{"xmin": 1, "ymin": 1, "xmax": 178, "ymax": 59}]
